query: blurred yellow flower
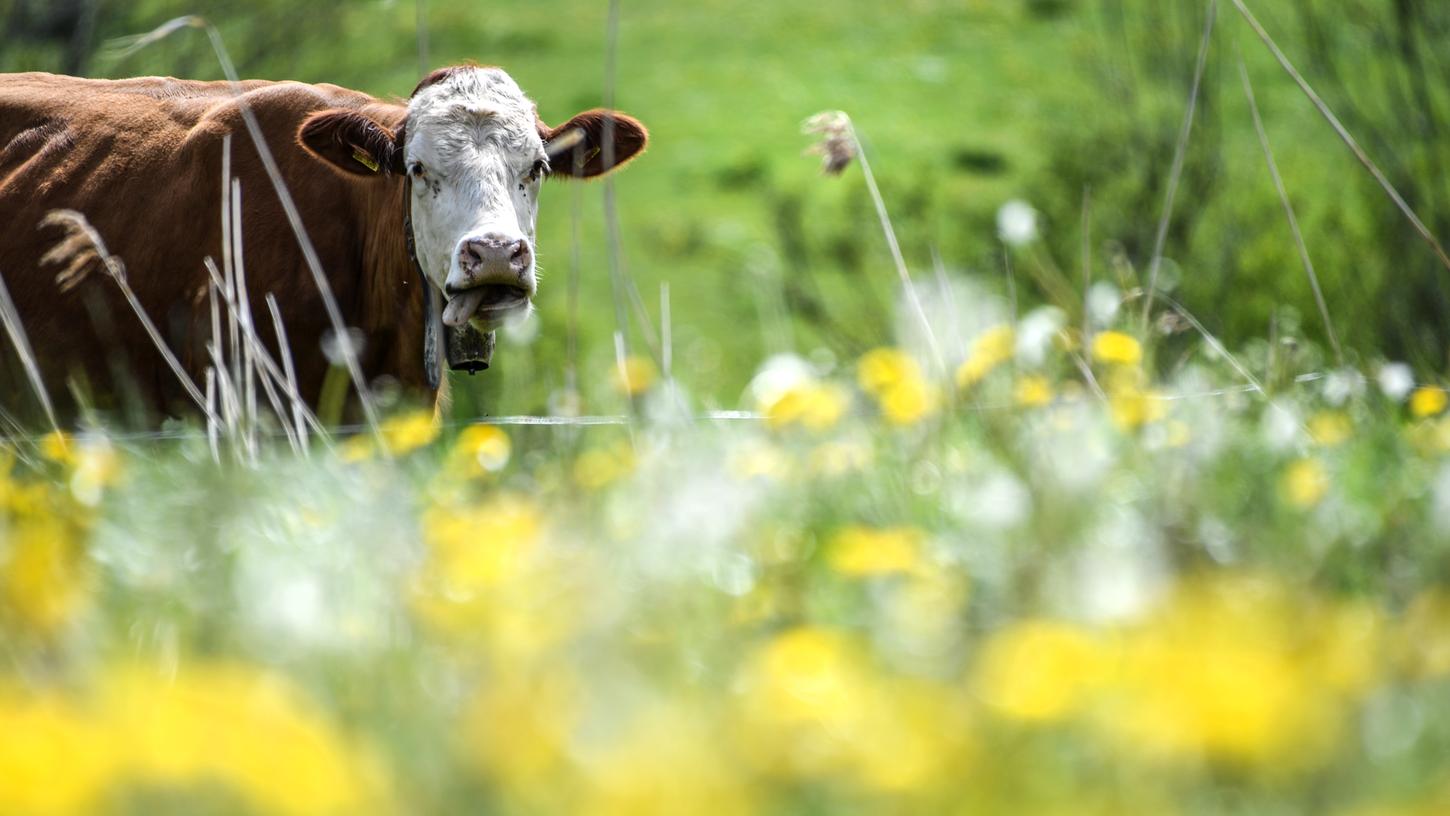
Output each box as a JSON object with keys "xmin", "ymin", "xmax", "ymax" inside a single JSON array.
[
  {"xmin": 0, "ymin": 662, "xmax": 390, "ymax": 816},
  {"xmin": 1108, "ymin": 386, "xmax": 1166, "ymax": 430},
  {"xmin": 38, "ymin": 430, "xmax": 75, "ymax": 466},
  {"xmin": 0, "ymin": 688, "xmax": 115, "ymax": 814},
  {"xmin": 827, "ymin": 525, "xmax": 925, "ymax": 577},
  {"xmin": 1014, "ymin": 375, "xmax": 1054, "ymax": 408},
  {"xmin": 955, "ymin": 325, "xmax": 1015, "ymax": 389},
  {"xmin": 574, "ymin": 441, "xmax": 636, "ymax": 490},
  {"xmin": 727, "ymin": 441, "xmax": 793, "ymax": 482},
  {"xmin": 464, "ymin": 670, "xmax": 578, "ymax": 791},
  {"xmin": 765, "ymin": 382, "xmax": 848, "ymax": 432},
  {"xmin": 613, "ymin": 354, "xmax": 657, "ymax": 396},
  {"xmin": 975, "ymin": 620, "xmax": 1104, "ymax": 723},
  {"xmin": 1308, "ymin": 411, "xmax": 1353, "ymax": 447},
  {"xmin": 448, "ymin": 424, "xmax": 512, "ymax": 477},
  {"xmin": 1102, "ymin": 576, "xmax": 1358, "ymax": 770},
  {"xmin": 1092, "ymin": 331, "xmax": 1143, "ymax": 366},
  {"xmin": 1282, "ymin": 458, "xmax": 1329, "ymax": 508},
  {"xmin": 1396, "ymin": 589, "xmax": 1450, "ymax": 679},
  {"xmin": 338, "ymin": 433, "xmax": 374, "ymax": 462},
  {"xmin": 380, "ymin": 409, "xmax": 439, "ymax": 455},
  {"xmin": 576, "ymin": 700, "xmax": 756, "ymax": 816},
  {"xmin": 857, "ymin": 347, "xmax": 922, "ymax": 396},
  {"xmin": 1, "ymin": 514, "xmax": 92, "ymax": 635},
  {"xmin": 105, "ymin": 662, "xmax": 391, "ymax": 814},
  {"xmin": 419, "ymin": 493, "xmax": 543, "ymax": 596},
  {"xmin": 879, "ymin": 377, "xmax": 942, "ymax": 425},
  {"xmin": 1409, "ymin": 386, "xmax": 1447, "ymax": 418}
]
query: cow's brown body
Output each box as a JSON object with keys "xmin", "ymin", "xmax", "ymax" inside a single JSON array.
[{"xmin": 0, "ymin": 72, "xmax": 424, "ymax": 419}]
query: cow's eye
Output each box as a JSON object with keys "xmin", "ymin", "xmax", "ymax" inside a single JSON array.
[
  {"xmin": 409, "ymin": 162, "xmax": 426, "ymax": 178},
  {"xmin": 527, "ymin": 159, "xmax": 547, "ymax": 183}
]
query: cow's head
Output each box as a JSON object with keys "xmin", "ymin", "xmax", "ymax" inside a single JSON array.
[{"xmin": 297, "ymin": 65, "xmax": 647, "ymax": 330}]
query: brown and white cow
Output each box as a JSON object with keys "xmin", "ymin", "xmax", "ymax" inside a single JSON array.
[{"xmin": 0, "ymin": 65, "xmax": 646, "ymax": 419}]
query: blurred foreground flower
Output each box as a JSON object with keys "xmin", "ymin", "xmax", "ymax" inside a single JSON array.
[
  {"xmin": 955, "ymin": 324, "xmax": 1015, "ymax": 389},
  {"xmin": 0, "ymin": 662, "xmax": 390, "ymax": 815},
  {"xmin": 1092, "ymin": 331, "xmax": 1143, "ymax": 366},
  {"xmin": 996, "ymin": 200, "xmax": 1039, "ymax": 247},
  {"xmin": 827, "ymin": 525, "xmax": 926, "ymax": 577},
  {"xmin": 447, "ymin": 424, "xmax": 512, "ymax": 478},
  {"xmin": 1282, "ymin": 458, "xmax": 1329, "ymax": 508},
  {"xmin": 858, "ymin": 347, "xmax": 940, "ymax": 425},
  {"xmin": 765, "ymin": 381, "xmax": 849, "ymax": 432},
  {"xmin": 1410, "ymin": 386, "xmax": 1447, "ymax": 418},
  {"xmin": 612, "ymin": 354, "xmax": 657, "ymax": 397}
]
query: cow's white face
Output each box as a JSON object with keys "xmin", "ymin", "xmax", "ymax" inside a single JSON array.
[
  {"xmin": 297, "ymin": 65, "xmax": 648, "ymax": 336},
  {"xmin": 405, "ymin": 67, "xmax": 543, "ymax": 331}
]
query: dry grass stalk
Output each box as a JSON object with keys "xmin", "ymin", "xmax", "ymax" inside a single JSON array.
[{"xmin": 40, "ymin": 210, "xmax": 222, "ymax": 428}]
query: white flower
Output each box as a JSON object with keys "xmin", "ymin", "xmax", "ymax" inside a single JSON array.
[
  {"xmin": 1085, "ymin": 281, "xmax": 1121, "ymax": 328},
  {"xmin": 1377, "ymin": 362, "xmax": 1414, "ymax": 402},
  {"xmin": 1322, "ymin": 367, "xmax": 1367, "ymax": 407},
  {"xmin": 1015, "ymin": 306, "xmax": 1065, "ymax": 367},
  {"xmin": 996, "ymin": 199, "xmax": 1039, "ymax": 247}
]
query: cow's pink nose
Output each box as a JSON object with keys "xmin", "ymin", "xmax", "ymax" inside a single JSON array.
[{"xmin": 460, "ymin": 234, "xmax": 530, "ymax": 271}]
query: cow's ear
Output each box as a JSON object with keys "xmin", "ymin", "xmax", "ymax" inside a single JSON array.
[
  {"xmin": 541, "ymin": 109, "xmax": 648, "ymax": 179},
  {"xmin": 297, "ymin": 110, "xmax": 404, "ymax": 177}
]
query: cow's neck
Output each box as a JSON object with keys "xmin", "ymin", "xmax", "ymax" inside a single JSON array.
[{"xmin": 355, "ymin": 171, "xmax": 430, "ymax": 389}]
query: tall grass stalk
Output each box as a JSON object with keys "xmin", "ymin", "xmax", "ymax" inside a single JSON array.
[
  {"xmin": 1237, "ymin": 53, "xmax": 1343, "ymax": 367},
  {"xmin": 1230, "ymin": 0, "xmax": 1450, "ymax": 274},
  {"xmin": 1140, "ymin": 0, "xmax": 1217, "ymax": 336},
  {"xmin": 0, "ymin": 268, "xmax": 59, "ymax": 433}
]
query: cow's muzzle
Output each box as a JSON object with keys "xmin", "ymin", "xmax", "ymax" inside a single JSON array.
[{"xmin": 442, "ymin": 232, "xmax": 535, "ymax": 328}]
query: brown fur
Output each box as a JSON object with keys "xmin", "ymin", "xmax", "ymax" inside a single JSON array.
[{"xmin": 0, "ymin": 72, "xmax": 424, "ymax": 420}]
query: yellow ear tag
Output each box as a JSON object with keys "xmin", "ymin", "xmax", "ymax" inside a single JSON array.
[{"xmin": 352, "ymin": 147, "xmax": 380, "ymax": 173}]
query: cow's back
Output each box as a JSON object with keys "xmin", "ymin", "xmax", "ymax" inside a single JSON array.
[{"xmin": 0, "ymin": 73, "xmax": 415, "ymax": 420}]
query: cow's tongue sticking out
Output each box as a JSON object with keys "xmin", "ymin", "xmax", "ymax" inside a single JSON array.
[
  {"xmin": 442, "ymin": 285, "xmax": 530, "ymax": 326},
  {"xmin": 442, "ymin": 289, "xmax": 486, "ymax": 327}
]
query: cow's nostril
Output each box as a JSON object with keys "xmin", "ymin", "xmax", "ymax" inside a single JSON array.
[{"xmin": 510, "ymin": 241, "xmax": 528, "ymax": 261}]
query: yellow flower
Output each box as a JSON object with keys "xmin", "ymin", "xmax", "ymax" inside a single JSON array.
[
  {"xmin": 448, "ymin": 424, "xmax": 512, "ymax": 477},
  {"xmin": 955, "ymin": 325, "xmax": 1016, "ymax": 389},
  {"xmin": 339, "ymin": 433, "xmax": 375, "ymax": 462},
  {"xmin": 1396, "ymin": 589, "xmax": 1450, "ymax": 679},
  {"xmin": 1014, "ymin": 375, "xmax": 1054, "ymax": 408},
  {"xmin": 1308, "ymin": 411, "xmax": 1353, "ymax": 447},
  {"xmin": 380, "ymin": 409, "xmax": 439, "ymax": 455},
  {"xmin": 104, "ymin": 662, "xmax": 391, "ymax": 814},
  {"xmin": 1092, "ymin": 330, "xmax": 1143, "ymax": 366},
  {"xmin": 738, "ymin": 628, "xmax": 972, "ymax": 789},
  {"xmin": 1410, "ymin": 386, "xmax": 1448, "ymax": 418},
  {"xmin": 765, "ymin": 382, "xmax": 848, "ymax": 432},
  {"xmin": 38, "ymin": 431, "xmax": 75, "ymax": 466},
  {"xmin": 464, "ymin": 670, "xmax": 578, "ymax": 790},
  {"xmin": 0, "ymin": 662, "xmax": 391, "ymax": 816},
  {"xmin": 575, "ymin": 701, "xmax": 756, "ymax": 816},
  {"xmin": 857, "ymin": 348, "xmax": 921, "ymax": 396},
  {"xmin": 573, "ymin": 441, "xmax": 636, "ymax": 490},
  {"xmin": 612, "ymin": 354, "xmax": 657, "ymax": 396},
  {"xmin": 1, "ymin": 514, "xmax": 93, "ymax": 635},
  {"xmin": 0, "ymin": 688, "xmax": 116, "ymax": 814},
  {"xmin": 827, "ymin": 525, "xmax": 925, "ymax": 577},
  {"xmin": 1102, "ymin": 576, "xmax": 1364, "ymax": 770},
  {"xmin": 1282, "ymin": 458, "xmax": 1329, "ymax": 508},
  {"xmin": 419, "ymin": 493, "xmax": 543, "ymax": 596},
  {"xmin": 879, "ymin": 378, "xmax": 941, "ymax": 425},
  {"xmin": 975, "ymin": 620, "xmax": 1105, "ymax": 723},
  {"xmin": 1108, "ymin": 386, "xmax": 1166, "ymax": 430}
]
